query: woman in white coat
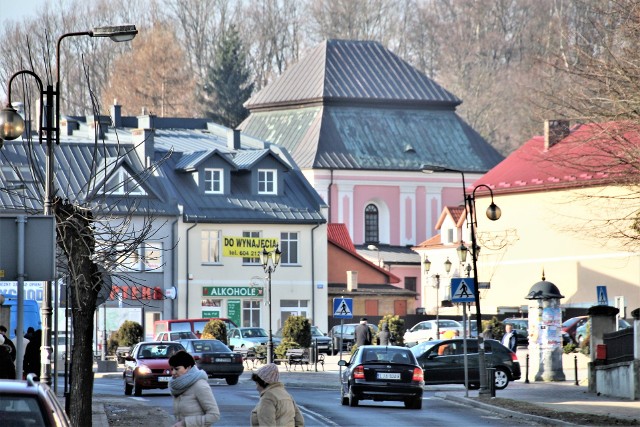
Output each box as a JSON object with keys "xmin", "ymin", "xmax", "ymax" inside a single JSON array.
[{"xmin": 169, "ymin": 350, "xmax": 220, "ymax": 427}]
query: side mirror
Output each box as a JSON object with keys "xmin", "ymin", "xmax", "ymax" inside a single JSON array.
[{"xmin": 337, "ymin": 359, "xmax": 348, "ymax": 366}]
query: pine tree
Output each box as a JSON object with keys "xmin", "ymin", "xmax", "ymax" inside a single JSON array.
[{"xmin": 201, "ymin": 26, "xmax": 254, "ymax": 128}]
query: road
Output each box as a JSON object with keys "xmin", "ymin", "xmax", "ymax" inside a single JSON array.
[{"xmin": 94, "ymin": 376, "xmax": 535, "ymax": 426}]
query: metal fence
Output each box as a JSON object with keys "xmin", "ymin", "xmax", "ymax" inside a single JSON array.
[{"xmin": 603, "ymin": 326, "xmax": 635, "ymax": 364}]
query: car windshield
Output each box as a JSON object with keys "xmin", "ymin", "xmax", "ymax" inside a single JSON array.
[
  {"xmin": 242, "ymin": 328, "xmax": 268, "ymax": 338},
  {"xmin": 311, "ymin": 326, "xmax": 324, "ymax": 336},
  {"xmin": 409, "ymin": 340, "xmax": 437, "ymax": 356},
  {"xmin": 191, "ymin": 340, "xmax": 229, "ymax": 353},
  {"xmin": 362, "ymin": 348, "xmax": 413, "ymax": 364},
  {"xmin": 0, "ymin": 395, "xmax": 47, "ymax": 424},
  {"xmin": 139, "ymin": 344, "xmax": 182, "ymax": 358}
]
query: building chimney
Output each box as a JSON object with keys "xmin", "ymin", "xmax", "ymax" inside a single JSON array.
[
  {"xmin": 227, "ymin": 129, "xmax": 241, "ymax": 150},
  {"xmin": 132, "ymin": 128, "xmax": 155, "ymax": 168},
  {"xmin": 347, "ymin": 271, "xmax": 358, "ymax": 292},
  {"xmin": 111, "ymin": 100, "xmax": 122, "ymax": 128},
  {"xmin": 544, "ymin": 119, "xmax": 570, "ymax": 149}
]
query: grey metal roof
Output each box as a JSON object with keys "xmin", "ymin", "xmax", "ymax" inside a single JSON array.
[
  {"xmin": 241, "ymin": 105, "xmax": 503, "ymax": 171},
  {"xmin": 246, "ymin": 40, "xmax": 460, "ymax": 109},
  {"xmin": 232, "ymin": 149, "xmax": 270, "ymax": 169}
]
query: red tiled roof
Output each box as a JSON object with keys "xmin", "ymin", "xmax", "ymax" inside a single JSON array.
[
  {"xmin": 473, "ymin": 122, "xmax": 640, "ymax": 194},
  {"xmin": 328, "ymin": 223, "xmax": 356, "ymax": 252}
]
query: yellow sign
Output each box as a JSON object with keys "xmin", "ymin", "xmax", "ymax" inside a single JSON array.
[{"xmin": 222, "ymin": 236, "xmax": 279, "ymax": 258}]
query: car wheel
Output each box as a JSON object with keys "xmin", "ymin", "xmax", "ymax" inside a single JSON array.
[
  {"xmin": 404, "ymin": 397, "xmax": 422, "ymax": 409},
  {"xmin": 494, "ymin": 367, "xmax": 510, "ymax": 390},
  {"xmin": 340, "ymin": 386, "xmax": 348, "ymax": 405},
  {"xmin": 133, "ymin": 377, "xmax": 142, "ymax": 396},
  {"xmin": 124, "ymin": 379, "xmax": 132, "ymax": 396},
  {"xmin": 348, "ymin": 384, "xmax": 359, "ymax": 407},
  {"xmin": 226, "ymin": 376, "xmax": 239, "ymax": 385}
]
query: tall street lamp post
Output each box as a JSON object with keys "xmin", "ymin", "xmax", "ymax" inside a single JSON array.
[
  {"xmin": 422, "ymin": 164, "xmax": 501, "ymax": 396},
  {"xmin": 260, "ymin": 247, "xmax": 281, "ymax": 364},
  {"xmin": 0, "ymin": 25, "xmax": 138, "ymax": 385},
  {"xmin": 422, "ymin": 257, "xmax": 452, "ymax": 337}
]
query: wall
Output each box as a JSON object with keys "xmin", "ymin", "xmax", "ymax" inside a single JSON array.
[{"xmin": 594, "ymin": 361, "xmax": 640, "ymax": 399}]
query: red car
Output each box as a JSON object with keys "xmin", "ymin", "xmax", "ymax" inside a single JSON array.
[{"xmin": 123, "ymin": 341, "xmax": 185, "ymax": 396}]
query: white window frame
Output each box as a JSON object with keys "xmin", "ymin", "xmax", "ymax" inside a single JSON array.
[
  {"xmin": 280, "ymin": 232, "xmax": 299, "ymax": 265},
  {"xmin": 258, "ymin": 169, "xmax": 277, "ymax": 195},
  {"xmin": 201, "ymin": 230, "xmax": 222, "ymax": 264},
  {"xmin": 242, "ymin": 231, "xmax": 261, "ymax": 265},
  {"xmin": 107, "ymin": 168, "xmax": 146, "ymax": 196},
  {"xmin": 115, "ymin": 244, "xmax": 142, "ymax": 272},
  {"xmin": 143, "ymin": 241, "xmax": 163, "ymax": 272},
  {"xmin": 204, "ymin": 168, "xmax": 223, "ymax": 194}
]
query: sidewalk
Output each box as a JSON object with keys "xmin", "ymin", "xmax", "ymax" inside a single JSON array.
[{"xmin": 90, "ymin": 350, "xmax": 640, "ymax": 426}]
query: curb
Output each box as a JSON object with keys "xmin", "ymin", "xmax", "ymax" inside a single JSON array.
[{"xmin": 435, "ymin": 393, "xmax": 576, "ymax": 426}]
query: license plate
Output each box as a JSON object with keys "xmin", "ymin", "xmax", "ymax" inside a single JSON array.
[
  {"xmin": 158, "ymin": 376, "xmax": 171, "ymax": 382},
  {"xmin": 214, "ymin": 358, "xmax": 230, "ymax": 363},
  {"xmin": 377, "ymin": 372, "xmax": 401, "ymax": 380}
]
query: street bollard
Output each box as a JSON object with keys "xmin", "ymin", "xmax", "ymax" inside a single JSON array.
[
  {"xmin": 525, "ymin": 353, "xmax": 529, "ymax": 384},
  {"xmin": 314, "ymin": 339, "xmax": 318, "ymax": 372},
  {"xmin": 487, "ymin": 367, "xmax": 496, "ymax": 397},
  {"xmin": 574, "ymin": 355, "xmax": 579, "ymax": 386}
]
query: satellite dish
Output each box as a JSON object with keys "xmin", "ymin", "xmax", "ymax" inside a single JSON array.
[{"xmin": 95, "ymin": 266, "xmax": 113, "ymax": 306}]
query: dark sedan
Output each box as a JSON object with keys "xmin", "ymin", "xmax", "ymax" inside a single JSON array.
[
  {"xmin": 410, "ymin": 338, "xmax": 521, "ymax": 390},
  {"xmin": 0, "ymin": 374, "xmax": 70, "ymax": 426},
  {"xmin": 338, "ymin": 345, "xmax": 424, "ymax": 409},
  {"xmin": 177, "ymin": 339, "xmax": 244, "ymax": 385},
  {"xmin": 330, "ymin": 323, "xmax": 379, "ymax": 354},
  {"xmin": 123, "ymin": 341, "xmax": 185, "ymax": 396}
]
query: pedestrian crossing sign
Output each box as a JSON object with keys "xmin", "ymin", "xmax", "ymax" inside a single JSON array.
[
  {"xmin": 450, "ymin": 278, "xmax": 476, "ymax": 303},
  {"xmin": 333, "ymin": 298, "xmax": 353, "ymax": 319},
  {"xmin": 596, "ymin": 285, "xmax": 608, "ymax": 306}
]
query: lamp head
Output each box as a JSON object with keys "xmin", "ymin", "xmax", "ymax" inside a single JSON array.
[
  {"xmin": 444, "ymin": 257, "xmax": 452, "ymax": 274},
  {"xmin": 0, "ymin": 105, "xmax": 25, "ymax": 141},
  {"xmin": 486, "ymin": 202, "xmax": 501, "ymax": 221},
  {"xmin": 273, "ymin": 247, "xmax": 281, "ymax": 266},
  {"xmin": 456, "ymin": 242, "xmax": 468, "ymax": 264},
  {"xmin": 260, "ymin": 248, "xmax": 269, "ymax": 267},
  {"xmin": 91, "ymin": 24, "xmax": 138, "ymax": 42},
  {"xmin": 422, "ymin": 256, "xmax": 431, "ymax": 274}
]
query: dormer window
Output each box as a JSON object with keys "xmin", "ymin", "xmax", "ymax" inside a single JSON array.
[
  {"xmin": 204, "ymin": 168, "xmax": 223, "ymax": 194},
  {"xmin": 258, "ymin": 169, "xmax": 277, "ymax": 195},
  {"xmin": 106, "ymin": 169, "xmax": 146, "ymax": 196}
]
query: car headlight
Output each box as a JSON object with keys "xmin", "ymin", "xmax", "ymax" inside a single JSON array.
[{"xmin": 137, "ymin": 364, "xmax": 152, "ymax": 375}]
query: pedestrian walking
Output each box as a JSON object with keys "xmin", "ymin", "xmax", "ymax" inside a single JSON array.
[
  {"xmin": 23, "ymin": 329, "xmax": 41, "ymax": 378},
  {"xmin": 377, "ymin": 323, "xmax": 391, "ymax": 346},
  {"xmin": 501, "ymin": 324, "xmax": 518, "ymax": 352},
  {"xmin": 354, "ymin": 318, "xmax": 372, "ymax": 347},
  {"xmin": 250, "ymin": 363, "xmax": 304, "ymax": 427},
  {"xmin": 0, "ymin": 335, "xmax": 16, "ymax": 379},
  {"xmin": 168, "ymin": 350, "xmax": 220, "ymax": 427},
  {"xmin": 0, "ymin": 325, "xmax": 16, "ymax": 363}
]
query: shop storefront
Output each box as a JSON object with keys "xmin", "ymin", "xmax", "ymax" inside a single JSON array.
[{"xmin": 202, "ymin": 286, "xmax": 264, "ymax": 327}]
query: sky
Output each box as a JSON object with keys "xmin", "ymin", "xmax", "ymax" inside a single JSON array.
[{"xmin": 0, "ymin": 0, "xmax": 48, "ymax": 25}]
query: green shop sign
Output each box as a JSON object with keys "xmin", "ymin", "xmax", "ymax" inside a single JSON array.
[{"xmin": 202, "ymin": 286, "xmax": 264, "ymax": 297}]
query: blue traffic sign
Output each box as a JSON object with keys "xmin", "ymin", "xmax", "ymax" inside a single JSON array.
[
  {"xmin": 333, "ymin": 297, "xmax": 353, "ymax": 318},
  {"xmin": 450, "ymin": 278, "xmax": 476, "ymax": 303},
  {"xmin": 597, "ymin": 285, "xmax": 608, "ymax": 306}
]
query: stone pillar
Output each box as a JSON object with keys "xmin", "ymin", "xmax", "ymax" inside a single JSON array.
[
  {"xmin": 525, "ymin": 275, "xmax": 565, "ymax": 382},
  {"xmin": 586, "ymin": 304, "xmax": 618, "ymax": 392}
]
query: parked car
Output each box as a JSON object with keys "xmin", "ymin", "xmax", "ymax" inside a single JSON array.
[
  {"xmin": 503, "ymin": 317, "xmax": 529, "ymax": 346},
  {"xmin": 403, "ymin": 319, "xmax": 463, "ymax": 345},
  {"xmin": 274, "ymin": 325, "xmax": 331, "ymax": 354},
  {"xmin": 228, "ymin": 327, "xmax": 271, "ymax": 349},
  {"xmin": 561, "ymin": 316, "xmax": 589, "ymax": 345},
  {"xmin": 154, "ymin": 331, "xmax": 198, "ymax": 342},
  {"xmin": 410, "ymin": 338, "xmax": 521, "ymax": 390},
  {"xmin": 329, "ymin": 323, "xmax": 379, "ymax": 354},
  {"xmin": 574, "ymin": 318, "xmax": 631, "ymax": 346},
  {"xmin": 176, "ymin": 339, "xmax": 244, "ymax": 385},
  {"xmin": 337, "ymin": 345, "xmax": 424, "ymax": 409},
  {"xmin": 123, "ymin": 341, "xmax": 185, "ymax": 396},
  {"xmin": 0, "ymin": 373, "xmax": 70, "ymax": 426}
]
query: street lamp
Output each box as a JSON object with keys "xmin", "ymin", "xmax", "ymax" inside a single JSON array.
[
  {"xmin": 260, "ymin": 246, "xmax": 281, "ymax": 364},
  {"xmin": 0, "ymin": 24, "xmax": 137, "ymax": 385},
  {"xmin": 422, "ymin": 164, "xmax": 501, "ymax": 396},
  {"xmin": 422, "ymin": 257, "xmax": 452, "ymax": 337}
]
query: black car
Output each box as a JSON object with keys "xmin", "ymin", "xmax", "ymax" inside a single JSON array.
[
  {"xmin": 410, "ymin": 338, "xmax": 521, "ymax": 390},
  {"xmin": 177, "ymin": 339, "xmax": 244, "ymax": 385},
  {"xmin": 337, "ymin": 345, "xmax": 424, "ymax": 409},
  {"xmin": 503, "ymin": 318, "xmax": 529, "ymax": 346},
  {"xmin": 329, "ymin": 323, "xmax": 379, "ymax": 354}
]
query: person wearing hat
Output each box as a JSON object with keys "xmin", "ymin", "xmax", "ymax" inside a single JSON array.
[
  {"xmin": 250, "ymin": 363, "xmax": 304, "ymax": 426},
  {"xmin": 168, "ymin": 350, "xmax": 220, "ymax": 426},
  {"xmin": 354, "ymin": 318, "xmax": 372, "ymax": 347},
  {"xmin": 0, "ymin": 325, "xmax": 16, "ymax": 363}
]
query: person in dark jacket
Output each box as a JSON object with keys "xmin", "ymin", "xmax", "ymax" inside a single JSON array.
[
  {"xmin": 354, "ymin": 318, "xmax": 372, "ymax": 347},
  {"xmin": 501, "ymin": 324, "xmax": 518, "ymax": 352},
  {"xmin": 23, "ymin": 329, "xmax": 42, "ymax": 378},
  {"xmin": 0, "ymin": 335, "xmax": 16, "ymax": 379},
  {"xmin": 0, "ymin": 325, "xmax": 16, "ymax": 363},
  {"xmin": 378, "ymin": 323, "xmax": 391, "ymax": 346},
  {"xmin": 482, "ymin": 324, "xmax": 494, "ymax": 340}
]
